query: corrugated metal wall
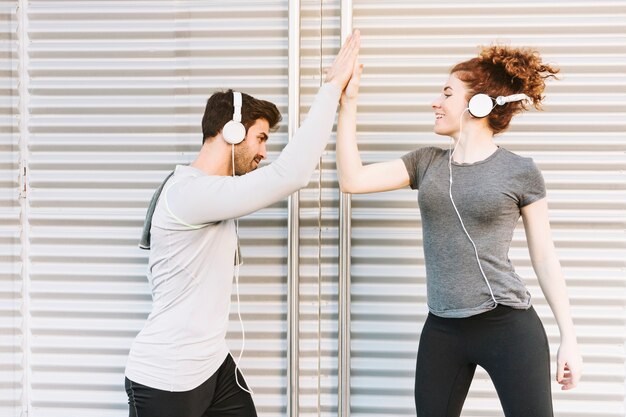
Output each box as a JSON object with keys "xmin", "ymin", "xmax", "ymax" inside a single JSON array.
[
  {"xmin": 349, "ymin": 1, "xmax": 626, "ymax": 416},
  {"xmin": 299, "ymin": 1, "xmax": 341, "ymax": 415},
  {"xmin": 5, "ymin": 1, "xmax": 626, "ymax": 416},
  {"xmin": 25, "ymin": 1, "xmax": 291, "ymax": 416},
  {"xmin": 0, "ymin": 1, "xmax": 20, "ymax": 416}
]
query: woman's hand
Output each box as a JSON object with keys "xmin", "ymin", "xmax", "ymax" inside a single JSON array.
[
  {"xmin": 556, "ymin": 338, "xmax": 582, "ymax": 390},
  {"xmin": 343, "ymin": 60, "xmax": 364, "ymax": 102}
]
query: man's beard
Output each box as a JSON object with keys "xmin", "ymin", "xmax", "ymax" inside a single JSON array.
[{"xmin": 233, "ymin": 151, "xmax": 256, "ymax": 176}]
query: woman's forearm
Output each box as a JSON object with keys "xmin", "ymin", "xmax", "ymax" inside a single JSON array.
[
  {"xmin": 336, "ymin": 96, "xmax": 363, "ymax": 193},
  {"xmin": 533, "ymin": 254, "xmax": 577, "ymax": 341}
]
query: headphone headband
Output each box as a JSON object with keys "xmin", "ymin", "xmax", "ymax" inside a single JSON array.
[
  {"xmin": 222, "ymin": 91, "xmax": 246, "ymax": 145},
  {"xmin": 232, "ymin": 91, "xmax": 242, "ymax": 123}
]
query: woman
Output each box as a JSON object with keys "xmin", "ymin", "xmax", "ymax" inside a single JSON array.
[{"xmin": 336, "ymin": 45, "xmax": 582, "ymax": 416}]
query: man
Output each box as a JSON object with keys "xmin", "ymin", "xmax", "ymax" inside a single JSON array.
[{"xmin": 124, "ymin": 31, "xmax": 360, "ymax": 417}]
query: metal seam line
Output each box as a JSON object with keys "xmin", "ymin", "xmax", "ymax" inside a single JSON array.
[
  {"xmin": 317, "ymin": 1, "xmax": 323, "ymax": 415},
  {"xmin": 17, "ymin": 0, "xmax": 31, "ymax": 415},
  {"xmin": 287, "ymin": 1, "xmax": 301, "ymax": 416},
  {"xmin": 338, "ymin": 2, "xmax": 353, "ymax": 416}
]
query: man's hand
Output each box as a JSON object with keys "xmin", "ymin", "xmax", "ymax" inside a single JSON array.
[{"xmin": 325, "ymin": 30, "xmax": 361, "ymax": 90}]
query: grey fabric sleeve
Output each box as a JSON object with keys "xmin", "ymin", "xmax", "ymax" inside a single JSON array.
[
  {"xmin": 401, "ymin": 150, "xmax": 419, "ymax": 190},
  {"xmin": 519, "ymin": 159, "xmax": 547, "ymax": 207},
  {"xmin": 165, "ymin": 83, "xmax": 342, "ymax": 225},
  {"xmin": 401, "ymin": 147, "xmax": 439, "ymax": 190}
]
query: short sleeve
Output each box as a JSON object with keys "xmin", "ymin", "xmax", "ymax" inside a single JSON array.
[
  {"xmin": 519, "ymin": 160, "xmax": 547, "ymax": 207},
  {"xmin": 401, "ymin": 149, "xmax": 420, "ymax": 190},
  {"xmin": 401, "ymin": 147, "xmax": 442, "ymax": 190}
]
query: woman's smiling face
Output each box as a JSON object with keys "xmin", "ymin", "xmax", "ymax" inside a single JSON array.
[{"xmin": 431, "ymin": 73, "xmax": 472, "ymax": 138}]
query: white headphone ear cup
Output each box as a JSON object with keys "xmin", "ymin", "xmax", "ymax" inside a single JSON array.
[
  {"xmin": 222, "ymin": 120, "xmax": 246, "ymax": 144},
  {"xmin": 468, "ymin": 94, "xmax": 493, "ymax": 118}
]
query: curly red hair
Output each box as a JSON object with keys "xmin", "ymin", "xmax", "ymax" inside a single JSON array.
[{"xmin": 451, "ymin": 45, "xmax": 559, "ymax": 134}]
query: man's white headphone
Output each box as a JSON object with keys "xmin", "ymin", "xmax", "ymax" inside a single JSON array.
[
  {"xmin": 468, "ymin": 93, "xmax": 529, "ymax": 118},
  {"xmin": 222, "ymin": 91, "xmax": 246, "ymax": 144}
]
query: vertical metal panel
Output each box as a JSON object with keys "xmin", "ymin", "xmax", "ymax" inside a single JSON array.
[
  {"xmin": 25, "ymin": 1, "xmax": 289, "ymax": 416},
  {"xmin": 349, "ymin": 1, "xmax": 626, "ymax": 416},
  {"xmin": 287, "ymin": 1, "xmax": 301, "ymax": 415},
  {"xmin": 0, "ymin": 2, "xmax": 20, "ymax": 416},
  {"xmin": 299, "ymin": 1, "xmax": 341, "ymax": 415},
  {"xmin": 338, "ymin": 4, "xmax": 353, "ymax": 417}
]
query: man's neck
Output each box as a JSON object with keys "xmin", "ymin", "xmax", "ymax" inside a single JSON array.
[{"xmin": 190, "ymin": 139, "xmax": 233, "ymax": 176}]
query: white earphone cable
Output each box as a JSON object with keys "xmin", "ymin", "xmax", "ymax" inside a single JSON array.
[
  {"xmin": 448, "ymin": 109, "xmax": 498, "ymax": 306},
  {"xmin": 231, "ymin": 143, "xmax": 254, "ymax": 395}
]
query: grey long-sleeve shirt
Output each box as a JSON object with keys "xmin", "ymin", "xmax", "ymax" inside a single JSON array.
[{"xmin": 125, "ymin": 83, "xmax": 341, "ymax": 391}]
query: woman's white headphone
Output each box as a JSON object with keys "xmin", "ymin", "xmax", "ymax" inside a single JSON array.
[
  {"xmin": 222, "ymin": 91, "xmax": 246, "ymax": 144},
  {"xmin": 468, "ymin": 93, "xmax": 529, "ymax": 118}
]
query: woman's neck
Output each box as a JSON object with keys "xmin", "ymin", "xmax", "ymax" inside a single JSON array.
[{"xmin": 451, "ymin": 126, "xmax": 497, "ymax": 164}]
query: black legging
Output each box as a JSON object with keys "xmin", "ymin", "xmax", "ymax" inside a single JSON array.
[
  {"xmin": 125, "ymin": 354, "xmax": 257, "ymax": 417},
  {"xmin": 415, "ymin": 305, "xmax": 553, "ymax": 417}
]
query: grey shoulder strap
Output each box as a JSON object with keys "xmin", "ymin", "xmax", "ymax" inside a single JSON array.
[{"xmin": 138, "ymin": 171, "xmax": 175, "ymax": 250}]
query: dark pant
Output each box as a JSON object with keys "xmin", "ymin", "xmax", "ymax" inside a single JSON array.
[
  {"xmin": 415, "ymin": 305, "xmax": 553, "ymax": 417},
  {"xmin": 125, "ymin": 354, "xmax": 257, "ymax": 417}
]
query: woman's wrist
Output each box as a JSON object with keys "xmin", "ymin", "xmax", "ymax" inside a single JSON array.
[
  {"xmin": 340, "ymin": 94, "xmax": 358, "ymax": 107},
  {"xmin": 559, "ymin": 329, "xmax": 578, "ymax": 343}
]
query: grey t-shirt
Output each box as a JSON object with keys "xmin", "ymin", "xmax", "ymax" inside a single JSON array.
[{"xmin": 401, "ymin": 146, "xmax": 546, "ymax": 318}]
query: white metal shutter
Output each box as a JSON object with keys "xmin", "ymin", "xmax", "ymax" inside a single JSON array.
[
  {"xmin": 349, "ymin": 1, "xmax": 626, "ymax": 416},
  {"xmin": 299, "ymin": 1, "xmax": 342, "ymax": 415},
  {"xmin": 25, "ymin": 1, "xmax": 289, "ymax": 416},
  {"xmin": 10, "ymin": 1, "xmax": 626, "ymax": 416},
  {"xmin": 0, "ymin": 2, "xmax": 20, "ymax": 416}
]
